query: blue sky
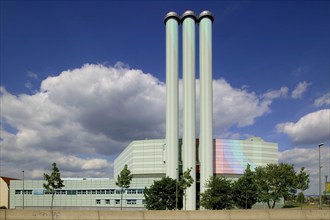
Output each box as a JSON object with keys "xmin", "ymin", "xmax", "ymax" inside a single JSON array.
[{"xmin": 1, "ymin": 0, "xmax": 329, "ymax": 195}]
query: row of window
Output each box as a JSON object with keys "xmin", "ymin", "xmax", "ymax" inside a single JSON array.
[
  {"xmin": 15, "ymin": 190, "xmax": 33, "ymax": 195},
  {"xmin": 15, "ymin": 189, "xmax": 144, "ymax": 195},
  {"xmin": 95, "ymin": 199, "xmax": 145, "ymax": 205}
]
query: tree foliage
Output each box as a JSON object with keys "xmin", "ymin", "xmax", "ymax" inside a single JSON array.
[
  {"xmin": 200, "ymin": 176, "xmax": 234, "ymax": 210},
  {"xmin": 179, "ymin": 168, "xmax": 194, "ymax": 209},
  {"xmin": 144, "ymin": 177, "xmax": 183, "ymax": 210},
  {"xmin": 233, "ymin": 164, "xmax": 258, "ymax": 209},
  {"xmin": 296, "ymin": 191, "xmax": 305, "ymax": 208},
  {"xmin": 43, "ymin": 162, "xmax": 64, "ymax": 211},
  {"xmin": 295, "ymin": 167, "xmax": 310, "ymax": 193},
  {"xmin": 144, "ymin": 168, "xmax": 194, "ymax": 210},
  {"xmin": 116, "ymin": 164, "xmax": 133, "ymax": 210},
  {"xmin": 254, "ymin": 163, "xmax": 298, "ymax": 208}
]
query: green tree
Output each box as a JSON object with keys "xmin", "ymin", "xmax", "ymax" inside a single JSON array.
[
  {"xmin": 144, "ymin": 176, "xmax": 183, "ymax": 210},
  {"xmin": 295, "ymin": 167, "xmax": 309, "ymax": 209},
  {"xmin": 233, "ymin": 164, "xmax": 258, "ymax": 209},
  {"xmin": 179, "ymin": 167, "xmax": 194, "ymax": 210},
  {"xmin": 116, "ymin": 164, "xmax": 133, "ymax": 210},
  {"xmin": 43, "ymin": 162, "xmax": 64, "ymax": 216},
  {"xmin": 200, "ymin": 176, "xmax": 234, "ymax": 210},
  {"xmin": 296, "ymin": 192, "xmax": 305, "ymax": 207},
  {"xmin": 254, "ymin": 163, "xmax": 297, "ymax": 208},
  {"xmin": 295, "ymin": 167, "xmax": 310, "ymax": 194}
]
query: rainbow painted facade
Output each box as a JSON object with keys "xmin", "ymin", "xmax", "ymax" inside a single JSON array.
[{"xmin": 214, "ymin": 137, "xmax": 278, "ymax": 175}]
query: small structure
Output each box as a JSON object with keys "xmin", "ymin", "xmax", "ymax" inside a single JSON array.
[{"xmin": 0, "ymin": 176, "xmax": 17, "ymax": 208}]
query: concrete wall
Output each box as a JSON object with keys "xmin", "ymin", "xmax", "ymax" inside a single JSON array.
[
  {"xmin": 1, "ymin": 209, "xmax": 329, "ymax": 220},
  {"xmin": 0, "ymin": 178, "xmax": 9, "ymax": 208}
]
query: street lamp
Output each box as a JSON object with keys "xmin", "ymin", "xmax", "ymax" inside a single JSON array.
[
  {"xmin": 318, "ymin": 143, "xmax": 324, "ymax": 209},
  {"xmin": 22, "ymin": 170, "xmax": 25, "ymax": 209}
]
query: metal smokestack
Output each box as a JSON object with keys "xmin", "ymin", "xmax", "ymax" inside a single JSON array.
[
  {"xmin": 182, "ymin": 10, "xmax": 197, "ymax": 210},
  {"xmin": 199, "ymin": 11, "xmax": 214, "ymax": 198},
  {"xmin": 164, "ymin": 12, "xmax": 180, "ymax": 179}
]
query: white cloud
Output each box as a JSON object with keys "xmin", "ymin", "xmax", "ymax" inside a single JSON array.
[
  {"xmin": 279, "ymin": 146, "xmax": 330, "ymax": 195},
  {"xmin": 276, "ymin": 109, "xmax": 330, "ymax": 145},
  {"xmin": 291, "ymin": 81, "xmax": 311, "ymax": 99},
  {"xmin": 314, "ymin": 92, "xmax": 330, "ymax": 107},
  {"xmin": 24, "ymin": 81, "xmax": 33, "ymax": 89},
  {"xmin": 262, "ymin": 87, "xmax": 288, "ymax": 100},
  {"xmin": 212, "ymin": 79, "xmax": 284, "ymax": 130},
  {"xmin": 27, "ymin": 71, "xmax": 38, "ymax": 79},
  {"xmin": 0, "ymin": 63, "xmax": 284, "ymax": 179}
]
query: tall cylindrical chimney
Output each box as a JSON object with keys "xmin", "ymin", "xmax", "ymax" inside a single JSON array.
[
  {"xmin": 199, "ymin": 10, "xmax": 214, "ymax": 198},
  {"xmin": 182, "ymin": 10, "xmax": 197, "ymax": 210},
  {"xmin": 164, "ymin": 12, "xmax": 180, "ymax": 179}
]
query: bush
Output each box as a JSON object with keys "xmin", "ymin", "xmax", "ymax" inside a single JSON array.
[{"xmin": 282, "ymin": 203, "xmax": 298, "ymax": 208}]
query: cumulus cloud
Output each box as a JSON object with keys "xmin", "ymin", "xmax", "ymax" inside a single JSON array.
[
  {"xmin": 291, "ymin": 81, "xmax": 311, "ymax": 99},
  {"xmin": 276, "ymin": 109, "xmax": 330, "ymax": 145},
  {"xmin": 314, "ymin": 92, "xmax": 330, "ymax": 107},
  {"xmin": 1, "ymin": 63, "xmax": 284, "ymax": 179},
  {"xmin": 212, "ymin": 79, "xmax": 284, "ymax": 131},
  {"xmin": 279, "ymin": 146, "xmax": 330, "ymax": 195}
]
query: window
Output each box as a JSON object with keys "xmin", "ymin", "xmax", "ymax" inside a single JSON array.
[
  {"xmin": 127, "ymin": 199, "xmax": 136, "ymax": 205},
  {"xmin": 115, "ymin": 199, "xmax": 120, "ymax": 204},
  {"xmin": 137, "ymin": 189, "xmax": 144, "ymax": 194},
  {"xmin": 105, "ymin": 199, "xmax": 110, "ymax": 204},
  {"xmin": 115, "ymin": 190, "xmax": 121, "ymax": 194},
  {"xmin": 96, "ymin": 199, "xmax": 101, "ymax": 204},
  {"xmin": 24, "ymin": 190, "xmax": 32, "ymax": 194},
  {"xmin": 142, "ymin": 199, "xmax": 146, "ymax": 205},
  {"xmin": 67, "ymin": 190, "xmax": 76, "ymax": 195},
  {"xmin": 126, "ymin": 189, "xmax": 137, "ymax": 194},
  {"xmin": 110, "ymin": 190, "xmax": 115, "ymax": 194},
  {"xmin": 15, "ymin": 190, "xmax": 21, "ymax": 194}
]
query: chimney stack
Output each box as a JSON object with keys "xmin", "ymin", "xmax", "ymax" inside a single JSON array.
[
  {"xmin": 182, "ymin": 10, "xmax": 197, "ymax": 210},
  {"xmin": 164, "ymin": 12, "xmax": 180, "ymax": 179},
  {"xmin": 199, "ymin": 10, "xmax": 214, "ymax": 197}
]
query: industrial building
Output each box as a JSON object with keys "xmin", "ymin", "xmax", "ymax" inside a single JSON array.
[
  {"xmin": 9, "ymin": 137, "xmax": 278, "ymax": 209},
  {"xmin": 9, "ymin": 10, "xmax": 279, "ymax": 210}
]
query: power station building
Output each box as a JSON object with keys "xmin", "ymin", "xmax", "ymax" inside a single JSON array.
[
  {"xmin": 9, "ymin": 137, "xmax": 278, "ymax": 209},
  {"xmin": 8, "ymin": 11, "xmax": 279, "ymax": 210}
]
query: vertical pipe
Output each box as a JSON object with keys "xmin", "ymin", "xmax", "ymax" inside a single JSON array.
[
  {"xmin": 22, "ymin": 170, "xmax": 25, "ymax": 209},
  {"xmin": 182, "ymin": 10, "xmax": 197, "ymax": 210},
  {"xmin": 318, "ymin": 143, "xmax": 324, "ymax": 209},
  {"xmin": 199, "ymin": 11, "xmax": 214, "ymax": 200},
  {"xmin": 164, "ymin": 12, "xmax": 180, "ymax": 179}
]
